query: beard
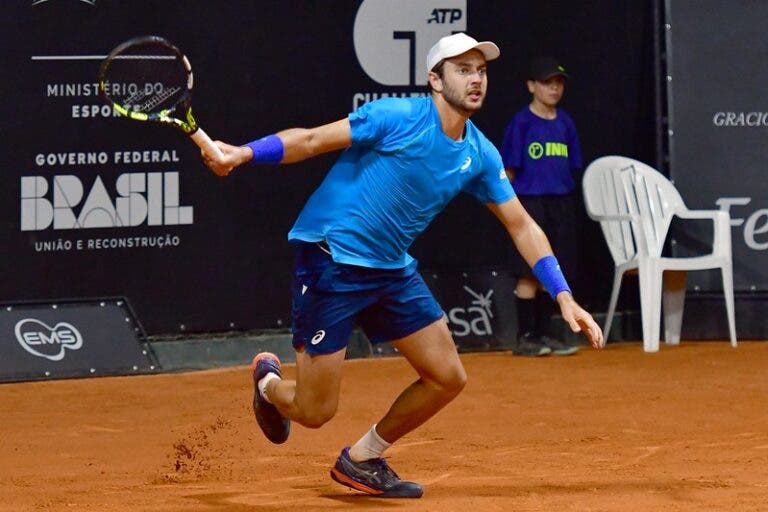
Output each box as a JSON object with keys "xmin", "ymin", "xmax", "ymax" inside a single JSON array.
[{"xmin": 442, "ymin": 81, "xmax": 485, "ymax": 115}]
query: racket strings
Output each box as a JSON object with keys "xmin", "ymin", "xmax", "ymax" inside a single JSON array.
[
  {"xmin": 103, "ymin": 49, "xmax": 188, "ymax": 116},
  {"xmin": 122, "ymin": 85, "xmax": 183, "ymax": 114}
]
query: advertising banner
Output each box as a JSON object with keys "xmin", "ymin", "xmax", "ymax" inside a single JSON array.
[
  {"xmin": 0, "ymin": 298, "xmax": 156, "ymax": 382},
  {"xmin": 1, "ymin": 1, "xmax": 654, "ymax": 336},
  {"xmin": 666, "ymin": 0, "xmax": 768, "ymax": 291},
  {"xmin": 426, "ymin": 270, "xmax": 517, "ymax": 351}
]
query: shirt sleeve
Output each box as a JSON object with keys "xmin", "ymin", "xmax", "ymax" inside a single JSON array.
[
  {"xmin": 464, "ymin": 143, "xmax": 517, "ymax": 204},
  {"xmin": 565, "ymin": 113, "xmax": 583, "ymax": 170},
  {"xmin": 349, "ymin": 97, "xmax": 410, "ymax": 148}
]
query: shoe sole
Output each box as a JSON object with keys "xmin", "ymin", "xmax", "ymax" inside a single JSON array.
[
  {"xmin": 511, "ymin": 348, "xmax": 552, "ymax": 357},
  {"xmin": 251, "ymin": 351, "xmax": 280, "ymax": 371},
  {"xmin": 330, "ymin": 467, "xmax": 384, "ymax": 495},
  {"xmin": 330, "ymin": 467, "xmax": 424, "ymax": 498},
  {"xmin": 551, "ymin": 347, "xmax": 579, "ymax": 356}
]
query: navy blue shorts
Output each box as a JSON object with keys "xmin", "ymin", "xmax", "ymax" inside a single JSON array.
[{"xmin": 291, "ymin": 242, "xmax": 445, "ymax": 355}]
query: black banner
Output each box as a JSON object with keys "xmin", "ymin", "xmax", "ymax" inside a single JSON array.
[
  {"xmin": 666, "ymin": 0, "xmax": 768, "ymax": 291},
  {"xmin": 0, "ymin": 298, "xmax": 156, "ymax": 382},
  {"xmin": 426, "ymin": 270, "xmax": 517, "ymax": 351},
  {"xmin": 1, "ymin": 1, "xmax": 654, "ymax": 336}
]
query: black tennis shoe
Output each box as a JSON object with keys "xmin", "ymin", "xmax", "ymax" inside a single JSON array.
[
  {"xmin": 513, "ymin": 332, "xmax": 552, "ymax": 357},
  {"xmin": 251, "ymin": 352, "xmax": 290, "ymax": 444},
  {"xmin": 330, "ymin": 447, "xmax": 423, "ymax": 498},
  {"xmin": 540, "ymin": 335, "xmax": 579, "ymax": 356}
]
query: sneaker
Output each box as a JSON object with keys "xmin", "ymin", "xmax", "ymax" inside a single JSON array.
[
  {"xmin": 512, "ymin": 332, "xmax": 552, "ymax": 357},
  {"xmin": 540, "ymin": 335, "xmax": 579, "ymax": 356},
  {"xmin": 330, "ymin": 447, "xmax": 424, "ymax": 498},
  {"xmin": 251, "ymin": 352, "xmax": 290, "ymax": 444}
]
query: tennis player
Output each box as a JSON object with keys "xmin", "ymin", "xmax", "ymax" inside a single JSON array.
[{"xmin": 201, "ymin": 33, "xmax": 604, "ymax": 498}]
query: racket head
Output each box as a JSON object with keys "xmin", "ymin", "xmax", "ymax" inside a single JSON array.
[{"xmin": 98, "ymin": 35, "xmax": 198, "ymax": 134}]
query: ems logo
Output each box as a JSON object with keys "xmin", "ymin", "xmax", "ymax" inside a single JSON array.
[{"xmin": 14, "ymin": 318, "xmax": 84, "ymax": 361}]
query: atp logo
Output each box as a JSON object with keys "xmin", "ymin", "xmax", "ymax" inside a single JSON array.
[
  {"xmin": 15, "ymin": 318, "xmax": 84, "ymax": 361},
  {"xmin": 353, "ymin": 0, "xmax": 467, "ymax": 86}
]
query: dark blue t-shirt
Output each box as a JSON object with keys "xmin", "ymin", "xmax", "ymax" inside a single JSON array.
[{"xmin": 500, "ymin": 106, "xmax": 582, "ymax": 195}]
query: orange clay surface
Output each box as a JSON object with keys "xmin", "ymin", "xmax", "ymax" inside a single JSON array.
[{"xmin": 2, "ymin": 342, "xmax": 768, "ymax": 512}]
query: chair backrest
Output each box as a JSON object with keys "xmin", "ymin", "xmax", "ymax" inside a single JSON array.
[
  {"xmin": 583, "ymin": 156, "xmax": 687, "ymax": 263},
  {"xmin": 583, "ymin": 156, "xmax": 639, "ymax": 266},
  {"xmin": 618, "ymin": 158, "xmax": 686, "ymax": 258}
]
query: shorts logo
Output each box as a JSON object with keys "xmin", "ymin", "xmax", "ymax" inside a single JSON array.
[
  {"xmin": 310, "ymin": 330, "xmax": 326, "ymax": 345},
  {"xmin": 353, "ymin": 0, "xmax": 467, "ymax": 86},
  {"xmin": 14, "ymin": 318, "xmax": 83, "ymax": 361}
]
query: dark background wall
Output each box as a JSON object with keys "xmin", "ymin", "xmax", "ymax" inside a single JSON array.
[{"xmin": 1, "ymin": 1, "xmax": 656, "ymax": 335}]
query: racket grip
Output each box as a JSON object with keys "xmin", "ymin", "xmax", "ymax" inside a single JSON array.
[{"xmin": 190, "ymin": 128, "xmax": 225, "ymax": 160}]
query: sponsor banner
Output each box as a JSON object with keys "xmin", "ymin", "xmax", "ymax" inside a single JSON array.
[
  {"xmin": 666, "ymin": 0, "xmax": 768, "ymax": 291},
  {"xmin": 1, "ymin": 1, "xmax": 656, "ymax": 335},
  {"xmin": 0, "ymin": 299, "xmax": 156, "ymax": 382},
  {"xmin": 425, "ymin": 270, "xmax": 517, "ymax": 351}
]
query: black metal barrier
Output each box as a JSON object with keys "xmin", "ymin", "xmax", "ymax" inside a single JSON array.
[{"xmin": 0, "ymin": 298, "xmax": 158, "ymax": 383}]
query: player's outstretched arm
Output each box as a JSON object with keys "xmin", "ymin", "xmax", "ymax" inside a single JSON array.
[
  {"xmin": 201, "ymin": 118, "xmax": 352, "ymax": 177},
  {"xmin": 486, "ymin": 197, "xmax": 604, "ymax": 349}
]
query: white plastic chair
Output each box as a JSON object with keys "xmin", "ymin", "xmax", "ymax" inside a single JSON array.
[{"xmin": 583, "ymin": 156, "xmax": 737, "ymax": 352}]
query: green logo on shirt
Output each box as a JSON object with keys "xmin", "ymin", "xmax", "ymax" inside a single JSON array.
[
  {"xmin": 528, "ymin": 142, "xmax": 544, "ymax": 159},
  {"xmin": 528, "ymin": 141, "xmax": 569, "ymax": 159}
]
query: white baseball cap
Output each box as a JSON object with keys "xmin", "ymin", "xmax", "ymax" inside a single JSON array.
[{"xmin": 426, "ymin": 33, "xmax": 500, "ymax": 75}]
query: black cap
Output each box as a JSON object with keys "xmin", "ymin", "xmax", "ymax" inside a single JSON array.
[{"xmin": 529, "ymin": 56, "xmax": 569, "ymax": 81}]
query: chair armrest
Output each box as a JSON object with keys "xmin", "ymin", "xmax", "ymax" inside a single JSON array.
[
  {"xmin": 675, "ymin": 209, "xmax": 729, "ymax": 222},
  {"xmin": 587, "ymin": 212, "xmax": 637, "ymax": 222},
  {"xmin": 675, "ymin": 209, "xmax": 732, "ymax": 252}
]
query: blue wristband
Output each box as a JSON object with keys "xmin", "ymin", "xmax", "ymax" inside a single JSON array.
[
  {"xmin": 532, "ymin": 255, "xmax": 571, "ymax": 299},
  {"xmin": 245, "ymin": 134, "xmax": 284, "ymax": 165}
]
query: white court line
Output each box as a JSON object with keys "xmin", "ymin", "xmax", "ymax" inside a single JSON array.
[
  {"xmin": 32, "ymin": 55, "xmax": 106, "ymax": 60},
  {"xmin": 31, "ymin": 55, "xmax": 176, "ymax": 61}
]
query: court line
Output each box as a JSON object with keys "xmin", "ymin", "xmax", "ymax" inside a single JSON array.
[{"xmin": 31, "ymin": 55, "xmax": 176, "ymax": 61}]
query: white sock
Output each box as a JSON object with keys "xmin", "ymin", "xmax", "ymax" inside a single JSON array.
[
  {"xmin": 349, "ymin": 424, "xmax": 391, "ymax": 462},
  {"xmin": 257, "ymin": 372, "xmax": 280, "ymax": 404}
]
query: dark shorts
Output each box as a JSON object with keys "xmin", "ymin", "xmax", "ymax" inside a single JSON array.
[
  {"xmin": 291, "ymin": 242, "xmax": 445, "ymax": 355},
  {"xmin": 509, "ymin": 194, "xmax": 579, "ymax": 282}
]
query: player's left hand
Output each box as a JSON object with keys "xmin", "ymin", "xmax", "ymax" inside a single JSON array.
[{"xmin": 555, "ymin": 292, "xmax": 605, "ymax": 349}]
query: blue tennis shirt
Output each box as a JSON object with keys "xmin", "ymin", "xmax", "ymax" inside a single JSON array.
[{"xmin": 288, "ymin": 96, "xmax": 515, "ymax": 269}]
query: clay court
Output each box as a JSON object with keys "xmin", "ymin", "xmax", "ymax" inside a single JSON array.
[{"xmin": 2, "ymin": 341, "xmax": 767, "ymax": 512}]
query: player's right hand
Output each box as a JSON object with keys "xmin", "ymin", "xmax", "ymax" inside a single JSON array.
[{"xmin": 201, "ymin": 141, "xmax": 250, "ymax": 177}]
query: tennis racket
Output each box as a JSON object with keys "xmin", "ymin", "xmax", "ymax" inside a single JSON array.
[{"xmin": 98, "ymin": 35, "xmax": 224, "ymax": 160}]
